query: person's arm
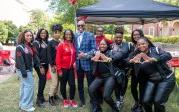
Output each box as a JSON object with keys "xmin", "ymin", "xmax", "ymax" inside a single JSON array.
[
  {"xmin": 85, "ymin": 33, "xmax": 97, "ymax": 58},
  {"xmin": 32, "ymin": 41, "xmax": 40, "ymax": 57},
  {"xmin": 47, "ymin": 41, "xmax": 53, "ymax": 66},
  {"xmin": 155, "ymin": 48, "xmax": 172, "ymax": 62},
  {"xmin": 56, "ymin": 44, "xmax": 63, "ymax": 75},
  {"xmin": 15, "ymin": 46, "xmax": 27, "ymax": 78}
]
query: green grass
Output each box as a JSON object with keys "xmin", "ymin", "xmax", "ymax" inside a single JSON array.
[{"xmin": 0, "ymin": 72, "xmax": 179, "ymax": 112}]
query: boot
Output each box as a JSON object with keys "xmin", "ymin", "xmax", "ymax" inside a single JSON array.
[
  {"xmin": 49, "ymin": 96, "xmax": 56, "ymax": 106},
  {"xmin": 36, "ymin": 97, "xmax": 46, "ymax": 108}
]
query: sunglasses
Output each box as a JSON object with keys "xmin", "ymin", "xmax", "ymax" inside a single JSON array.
[{"xmin": 77, "ymin": 24, "xmax": 85, "ymax": 27}]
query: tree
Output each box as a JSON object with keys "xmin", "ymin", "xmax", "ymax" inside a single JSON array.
[
  {"xmin": 0, "ymin": 22, "xmax": 8, "ymax": 43},
  {"xmin": 48, "ymin": 0, "xmax": 97, "ymax": 23},
  {"xmin": 27, "ymin": 9, "xmax": 49, "ymax": 32},
  {"xmin": 0, "ymin": 21, "xmax": 18, "ymax": 44},
  {"xmin": 3, "ymin": 21, "xmax": 18, "ymax": 43},
  {"xmin": 155, "ymin": 0, "xmax": 179, "ymax": 6}
]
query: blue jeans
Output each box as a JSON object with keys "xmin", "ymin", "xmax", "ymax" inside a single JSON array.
[{"xmin": 16, "ymin": 70, "xmax": 34, "ymax": 109}]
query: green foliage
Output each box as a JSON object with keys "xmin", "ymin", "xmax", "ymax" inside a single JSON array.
[
  {"xmin": 0, "ymin": 21, "xmax": 18, "ymax": 44},
  {"xmin": 0, "ymin": 22, "xmax": 8, "ymax": 43},
  {"xmin": 48, "ymin": 0, "xmax": 97, "ymax": 23},
  {"xmin": 25, "ymin": 9, "xmax": 49, "ymax": 32},
  {"xmin": 151, "ymin": 36, "xmax": 179, "ymax": 44},
  {"xmin": 155, "ymin": 0, "xmax": 179, "ymax": 6}
]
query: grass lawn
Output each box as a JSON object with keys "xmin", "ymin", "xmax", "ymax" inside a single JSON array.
[{"xmin": 0, "ymin": 70, "xmax": 179, "ymax": 112}]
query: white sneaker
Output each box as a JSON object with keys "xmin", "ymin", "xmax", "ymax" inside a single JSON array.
[{"xmin": 21, "ymin": 107, "xmax": 35, "ymax": 112}]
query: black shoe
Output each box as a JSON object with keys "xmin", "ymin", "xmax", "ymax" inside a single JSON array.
[
  {"xmin": 49, "ymin": 96, "xmax": 56, "ymax": 106},
  {"xmin": 54, "ymin": 95, "xmax": 61, "ymax": 101},
  {"xmin": 79, "ymin": 101, "xmax": 85, "ymax": 107},
  {"xmin": 112, "ymin": 105, "xmax": 119, "ymax": 112},
  {"xmin": 131, "ymin": 103, "xmax": 139, "ymax": 112},
  {"xmin": 36, "ymin": 97, "xmax": 46, "ymax": 107},
  {"xmin": 95, "ymin": 105, "xmax": 102, "ymax": 112},
  {"xmin": 135, "ymin": 105, "xmax": 144, "ymax": 112}
]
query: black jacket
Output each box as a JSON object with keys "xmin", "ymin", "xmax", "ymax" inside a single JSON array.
[
  {"xmin": 127, "ymin": 47, "xmax": 172, "ymax": 79},
  {"xmin": 15, "ymin": 43, "xmax": 40, "ymax": 76},
  {"xmin": 33, "ymin": 40, "xmax": 48, "ymax": 66},
  {"xmin": 47, "ymin": 39, "xmax": 59, "ymax": 66},
  {"xmin": 111, "ymin": 42, "xmax": 134, "ymax": 69}
]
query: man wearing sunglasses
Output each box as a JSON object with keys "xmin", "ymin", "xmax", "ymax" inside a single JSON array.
[{"xmin": 74, "ymin": 20, "xmax": 97, "ymax": 107}]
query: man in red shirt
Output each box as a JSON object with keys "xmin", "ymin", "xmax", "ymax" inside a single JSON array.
[{"xmin": 95, "ymin": 27, "xmax": 113, "ymax": 48}]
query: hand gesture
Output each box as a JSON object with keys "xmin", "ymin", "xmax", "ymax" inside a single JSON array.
[
  {"xmin": 78, "ymin": 51, "xmax": 86, "ymax": 59},
  {"xmin": 100, "ymin": 53, "xmax": 111, "ymax": 62},
  {"xmin": 129, "ymin": 54, "xmax": 141, "ymax": 63},
  {"xmin": 91, "ymin": 51, "xmax": 101, "ymax": 61}
]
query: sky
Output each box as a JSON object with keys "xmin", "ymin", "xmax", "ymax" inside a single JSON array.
[{"xmin": 0, "ymin": 0, "xmax": 50, "ymax": 27}]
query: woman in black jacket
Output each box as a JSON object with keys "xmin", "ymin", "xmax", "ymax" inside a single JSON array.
[
  {"xmin": 33, "ymin": 28, "xmax": 49, "ymax": 107},
  {"xmin": 89, "ymin": 39, "xmax": 119, "ymax": 112},
  {"xmin": 130, "ymin": 29, "xmax": 144, "ymax": 112},
  {"xmin": 15, "ymin": 30, "xmax": 40, "ymax": 112},
  {"xmin": 128, "ymin": 37, "xmax": 175, "ymax": 112}
]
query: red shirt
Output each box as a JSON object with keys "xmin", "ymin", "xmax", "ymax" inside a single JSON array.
[
  {"xmin": 95, "ymin": 35, "xmax": 113, "ymax": 47},
  {"xmin": 56, "ymin": 40, "xmax": 76, "ymax": 75}
]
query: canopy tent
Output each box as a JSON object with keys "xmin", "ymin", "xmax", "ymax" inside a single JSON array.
[{"xmin": 76, "ymin": 0, "xmax": 179, "ymax": 24}]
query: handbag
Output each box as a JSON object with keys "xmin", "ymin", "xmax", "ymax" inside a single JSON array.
[{"xmin": 112, "ymin": 66, "xmax": 126, "ymax": 84}]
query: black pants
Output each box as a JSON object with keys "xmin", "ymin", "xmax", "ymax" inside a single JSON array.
[
  {"xmin": 60, "ymin": 68, "xmax": 75, "ymax": 100},
  {"xmin": 115, "ymin": 75, "xmax": 128, "ymax": 100},
  {"xmin": 142, "ymin": 75, "xmax": 175, "ymax": 112},
  {"xmin": 77, "ymin": 65, "xmax": 94, "ymax": 103},
  {"xmin": 89, "ymin": 76, "xmax": 116, "ymax": 109},
  {"xmin": 34, "ymin": 64, "xmax": 48, "ymax": 100},
  {"xmin": 131, "ymin": 74, "xmax": 146, "ymax": 103}
]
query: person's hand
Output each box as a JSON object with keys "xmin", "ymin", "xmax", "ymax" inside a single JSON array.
[
  {"xmin": 78, "ymin": 51, "xmax": 86, "ymax": 59},
  {"xmin": 40, "ymin": 67, "xmax": 45, "ymax": 75},
  {"xmin": 142, "ymin": 57, "xmax": 157, "ymax": 63},
  {"xmin": 91, "ymin": 51, "xmax": 101, "ymax": 61},
  {"xmin": 140, "ymin": 53, "xmax": 150, "ymax": 61},
  {"xmin": 129, "ymin": 55, "xmax": 141, "ymax": 63},
  {"xmin": 22, "ymin": 73, "xmax": 27, "ymax": 78},
  {"xmin": 100, "ymin": 53, "xmax": 111, "ymax": 62},
  {"xmin": 56, "ymin": 69, "xmax": 63, "ymax": 77},
  {"xmin": 51, "ymin": 66, "xmax": 56, "ymax": 73}
]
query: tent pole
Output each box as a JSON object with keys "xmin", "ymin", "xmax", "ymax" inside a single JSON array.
[
  {"xmin": 141, "ymin": 19, "xmax": 144, "ymax": 32},
  {"xmin": 74, "ymin": 3, "xmax": 78, "ymax": 33}
]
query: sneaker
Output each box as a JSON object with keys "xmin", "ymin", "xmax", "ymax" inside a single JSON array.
[
  {"xmin": 131, "ymin": 103, "xmax": 139, "ymax": 112},
  {"xmin": 119, "ymin": 96, "xmax": 124, "ymax": 104},
  {"xmin": 63, "ymin": 100, "xmax": 69, "ymax": 108},
  {"xmin": 21, "ymin": 107, "xmax": 35, "ymax": 112},
  {"xmin": 70, "ymin": 100, "xmax": 78, "ymax": 108},
  {"xmin": 116, "ymin": 100, "xmax": 121, "ymax": 108}
]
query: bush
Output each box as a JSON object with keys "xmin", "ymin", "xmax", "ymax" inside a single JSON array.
[
  {"xmin": 151, "ymin": 36, "xmax": 179, "ymax": 44},
  {"xmin": 105, "ymin": 34, "xmax": 179, "ymax": 44}
]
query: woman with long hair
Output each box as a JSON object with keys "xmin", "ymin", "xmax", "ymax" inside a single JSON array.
[
  {"xmin": 33, "ymin": 28, "xmax": 49, "ymax": 107},
  {"xmin": 128, "ymin": 37, "xmax": 175, "ymax": 112},
  {"xmin": 15, "ymin": 29, "xmax": 40, "ymax": 111},
  {"xmin": 130, "ymin": 29, "xmax": 145, "ymax": 112}
]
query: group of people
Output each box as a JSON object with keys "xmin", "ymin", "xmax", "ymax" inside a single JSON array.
[{"xmin": 15, "ymin": 20, "xmax": 175, "ymax": 112}]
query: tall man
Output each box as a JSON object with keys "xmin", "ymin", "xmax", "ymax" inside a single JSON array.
[{"xmin": 74, "ymin": 20, "xmax": 96, "ymax": 107}]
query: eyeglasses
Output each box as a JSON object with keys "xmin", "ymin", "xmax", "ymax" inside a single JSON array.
[{"xmin": 77, "ymin": 24, "xmax": 85, "ymax": 27}]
